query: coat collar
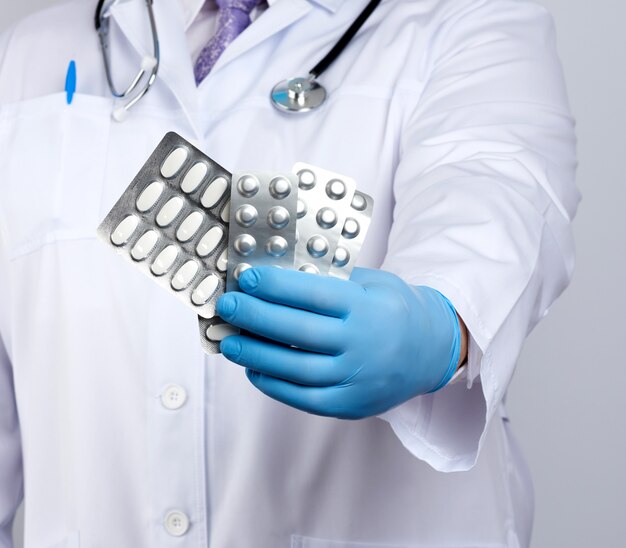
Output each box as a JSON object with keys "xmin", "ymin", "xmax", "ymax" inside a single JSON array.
[{"xmin": 108, "ymin": 0, "xmax": 346, "ymax": 134}]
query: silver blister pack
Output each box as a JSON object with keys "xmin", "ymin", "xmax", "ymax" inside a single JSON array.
[
  {"xmin": 328, "ymin": 191, "xmax": 374, "ymax": 279},
  {"xmin": 198, "ymin": 316, "xmax": 240, "ymax": 354},
  {"xmin": 226, "ymin": 171, "xmax": 299, "ymax": 291},
  {"xmin": 292, "ymin": 163, "xmax": 357, "ymax": 275},
  {"xmin": 97, "ymin": 132, "xmax": 231, "ymax": 321}
]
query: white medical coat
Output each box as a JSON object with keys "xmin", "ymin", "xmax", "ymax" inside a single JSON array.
[{"xmin": 0, "ymin": 0, "xmax": 579, "ymax": 547}]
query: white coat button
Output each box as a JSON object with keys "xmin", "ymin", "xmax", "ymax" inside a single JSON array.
[
  {"xmin": 164, "ymin": 510, "xmax": 190, "ymax": 536},
  {"xmin": 161, "ymin": 385, "xmax": 187, "ymax": 410}
]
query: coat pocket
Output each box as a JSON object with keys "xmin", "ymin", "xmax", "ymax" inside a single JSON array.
[{"xmin": 0, "ymin": 93, "xmax": 112, "ymax": 258}]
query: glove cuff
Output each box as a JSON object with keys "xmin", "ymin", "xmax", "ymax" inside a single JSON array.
[{"xmin": 426, "ymin": 292, "xmax": 462, "ymax": 393}]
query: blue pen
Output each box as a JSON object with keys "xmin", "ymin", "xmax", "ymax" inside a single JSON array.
[{"xmin": 65, "ymin": 60, "xmax": 76, "ymax": 105}]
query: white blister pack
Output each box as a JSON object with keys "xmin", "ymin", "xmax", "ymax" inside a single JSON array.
[
  {"xmin": 328, "ymin": 190, "xmax": 374, "ymax": 279},
  {"xmin": 291, "ymin": 163, "xmax": 357, "ymax": 275},
  {"xmin": 98, "ymin": 132, "xmax": 231, "ymax": 321}
]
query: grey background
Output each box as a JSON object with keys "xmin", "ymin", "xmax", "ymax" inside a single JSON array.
[{"xmin": 2, "ymin": 0, "xmax": 624, "ymax": 547}]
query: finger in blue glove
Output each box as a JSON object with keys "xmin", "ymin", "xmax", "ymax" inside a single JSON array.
[{"xmin": 216, "ymin": 266, "xmax": 461, "ymax": 419}]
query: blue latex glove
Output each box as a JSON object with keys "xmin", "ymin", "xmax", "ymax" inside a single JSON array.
[{"xmin": 216, "ymin": 266, "xmax": 461, "ymax": 419}]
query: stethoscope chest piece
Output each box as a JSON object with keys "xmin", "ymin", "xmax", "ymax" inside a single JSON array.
[{"xmin": 271, "ymin": 77, "xmax": 327, "ymax": 114}]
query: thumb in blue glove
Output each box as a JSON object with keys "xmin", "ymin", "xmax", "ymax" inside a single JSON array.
[{"xmin": 216, "ymin": 266, "xmax": 463, "ymax": 419}]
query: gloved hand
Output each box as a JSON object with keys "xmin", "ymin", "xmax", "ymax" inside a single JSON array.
[{"xmin": 216, "ymin": 266, "xmax": 461, "ymax": 419}]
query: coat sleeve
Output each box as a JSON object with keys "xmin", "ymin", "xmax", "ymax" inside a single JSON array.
[
  {"xmin": 378, "ymin": 0, "xmax": 580, "ymax": 472},
  {"xmin": 0, "ymin": 28, "xmax": 24, "ymax": 548}
]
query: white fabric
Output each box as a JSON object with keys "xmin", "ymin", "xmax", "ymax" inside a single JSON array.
[{"xmin": 0, "ymin": 0, "xmax": 578, "ymax": 547}]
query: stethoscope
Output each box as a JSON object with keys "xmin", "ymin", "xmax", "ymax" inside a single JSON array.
[{"xmin": 95, "ymin": 0, "xmax": 381, "ymax": 121}]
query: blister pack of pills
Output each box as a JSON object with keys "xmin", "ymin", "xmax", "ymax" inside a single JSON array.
[
  {"xmin": 226, "ymin": 171, "xmax": 299, "ymax": 291},
  {"xmin": 99, "ymin": 131, "xmax": 375, "ymax": 356},
  {"xmin": 97, "ymin": 132, "xmax": 231, "ymax": 321},
  {"xmin": 197, "ymin": 164, "xmax": 374, "ymax": 355},
  {"xmin": 291, "ymin": 163, "xmax": 357, "ymax": 275},
  {"xmin": 328, "ymin": 190, "xmax": 374, "ymax": 279}
]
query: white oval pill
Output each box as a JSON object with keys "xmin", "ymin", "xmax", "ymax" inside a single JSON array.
[
  {"xmin": 171, "ymin": 260, "xmax": 199, "ymax": 290},
  {"xmin": 161, "ymin": 147, "xmax": 188, "ymax": 178},
  {"xmin": 191, "ymin": 274, "xmax": 220, "ymax": 305},
  {"xmin": 181, "ymin": 162, "xmax": 208, "ymax": 193},
  {"xmin": 216, "ymin": 249, "xmax": 228, "ymax": 272},
  {"xmin": 196, "ymin": 226, "xmax": 224, "ymax": 257},
  {"xmin": 131, "ymin": 230, "xmax": 159, "ymax": 260},
  {"xmin": 201, "ymin": 177, "xmax": 228, "ymax": 209},
  {"xmin": 151, "ymin": 245, "xmax": 179, "ymax": 276},
  {"xmin": 176, "ymin": 211, "xmax": 204, "ymax": 242},
  {"xmin": 220, "ymin": 201, "xmax": 230, "ymax": 223},
  {"xmin": 206, "ymin": 323, "xmax": 240, "ymax": 342},
  {"xmin": 111, "ymin": 215, "xmax": 139, "ymax": 246},
  {"xmin": 156, "ymin": 197, "xmax": 184, "ymax": 227},
  {"xmin": 136, "ymin": 181, "xmax": 164, "ymax": 212}
]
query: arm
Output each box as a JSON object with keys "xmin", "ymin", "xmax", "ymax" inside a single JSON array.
[{"xmin": 377, "ymin": 0, "xmax": 579, "ymax": 470}]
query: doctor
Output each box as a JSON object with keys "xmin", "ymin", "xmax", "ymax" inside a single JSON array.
[{"xmin": 0, "ymin": 0, "xmax": 579, "ymax": 547}]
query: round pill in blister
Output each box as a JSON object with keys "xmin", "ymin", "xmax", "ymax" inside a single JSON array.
[
  {"xmin": 299, "ymin": 263, "xmax": 320, "ymax": 274},
  {"xmin": 316, "ymin": 207, "xmax": 338, "ymax": 229},
  {"xmin": 297, "ymin": 169, "xmax": 316, "ymax": 190},
  {"xmin": 206, "ymin": 323, "xmax": 240, "ymax": 342},
  {"xmin": 201, "ymin": 176, "xmax": 229, "ymax": 209},
  {"xmin": 332, "ymin": 246, "xmax": 350, "ymax": 268},
  {"xmin": 191, "ymin": 274, "xmax": 220, "ymax": 305},
  {"xmin": 181, "ymin": 162, "xmax": 208, "ymax": 193},
  {"xmin": 160, "ymin": 147, "xmax": 188, "ymax": 178},
  {"xmin": 351, "ymin": 192, "xmax": 367, "ymax": 211},
  {"xmin": 136, "ymin": 181, "xmax": 164, "ymax": 212},
  {"xmin": 297, "ymin": 199, "xmax": 307, "ymax": 219},
  {"xmin": 171, "ymin": 260, "xmax": 199, "ymax": 290},
  {"xmin": 235, "ymin": 204, "xmax": 258, "ymax": 227},
  {"xmin": 151, "ymin": 245, "xmax": 179, "ymax": 276},
  {"xmin": 220, "ymin": 201, "xmax": 230, "ymax": 223},
  {"xmin": 267, "ymin": 206, "xmax": 290, "ymax": 229},
  {"xmin": 196, "ymin": 226, "xmax": 224, "ymax": 257},
  {"xmin": 234, "ymin": 234, "xmax": 256, "ymax": 256},
  {"xmin": 233, "ymin": 262, "xmax": 252, "ymax": 281},
  {"xmin": 342, "ymin": 217, "xmax": 360, "ymax": 239},
  {"xmin": 176, "ymin": 211, "xmax": 204, "ymax": 242},
  {"xmin": 216, "ymin": 248, "xmax": 228, "ymax": 272},
  {"xmin": 156, "ymin": 196, "xmax": 184, "ymax": 227},
  {"xmin": 265, "ymin": 236, "xmax": 288, "ymax": 257},
  {"xmin": 269, "ymin": 176, "xmax": 292, "ymax": 199},
  {"xmin": 131, "ymin": 230, "xmax": 159, "ymax": 261},
  {"xmin": 306, "ymin": 235, "xmax": 329, "ymax": 258},
  {"xmin": 111, "ymin": 215, "xmax": 139, "ymax": 246},
  {"xmin": 326, "ymin": 179, "xmax": 347, "ymax": 200},
  {"xmin": 237, "ymin": 174, "xmax": 260, "ymax": 197}
]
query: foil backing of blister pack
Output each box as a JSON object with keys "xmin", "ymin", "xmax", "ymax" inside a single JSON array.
[
  {"xmin": 291, "ymin": 163, "xmax": 357, "ymax": 275},
  {"xmin": 97, "ymin": 132, "xmax": 231, "ymax": 321},
  {"xmin": 328, "ymin": 191, "xmax": 374, "ymax": 279},
  {"xmin": 226, "ymin": 171, "xmax": 299, "ymax": 291}
]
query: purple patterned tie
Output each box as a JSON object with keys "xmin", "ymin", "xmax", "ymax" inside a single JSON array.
[{"xmin": 194, "ymin": 0, "xmax": 263, "ymax": 85}]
